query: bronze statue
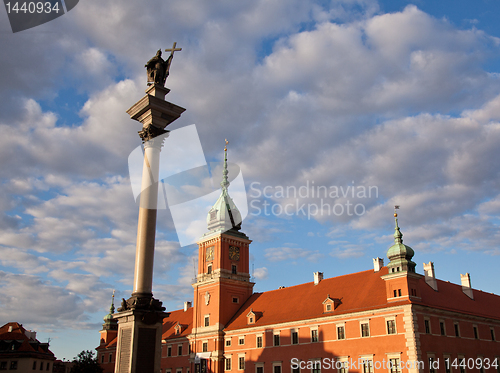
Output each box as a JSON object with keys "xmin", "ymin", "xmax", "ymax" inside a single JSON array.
[{"xmin": 145, "ymin": 42, "xmax": 182, "ymax": 86}]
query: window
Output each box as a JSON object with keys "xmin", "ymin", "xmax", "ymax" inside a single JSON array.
[
  {"xmin": 387, "ymin": 320, "xmax": 396, "ymax": 335},
  {"xmin": 454, "ymin": 323, "xmax": 460, "ymax": 337},
  {"xmin": 0, "ymin": 362, "xmax": 6, "ymax": 370},
  {"xmin": 45, "ymin": 364, "xmax": 49, "ymax": 372},
  {"xmin": 101, "ymin": 355, "xmax": 105, "ymax": 364},
  {"xmin": 109, "ymin": 354, "xmax": 112, "ymax": 363},
  {"xmin": 398, "ymin": 289, "xmax": 402, "ymax": 296},
  {"xmin": 225, "ymin": 358, "xmax": 231, "ymax": 371},
  {"xmin": 226, "ymin": 339, "xmax": 231, "ymax": 347},
  {"xmin": 207, "ymin": 264, "xmax": 212, "ymax": 274},
  {"xmin": 311, "ymin": 329, "xmax": 318, "ymax": 342},
  {"xmin": 312, "ymin": 360, "xmax": 321, "ymax": 373},
  {"xmin": 202, "ymin": 342, "xmax": 208, "ymax": 352},
  {"xmin": 326, "ymin": 304, "xmax": 332, "ymax": 311},
  {"xmin": 429, "ymin": 358, "xmax": 435, "ymax": 373},
  {"xmin": 232, "ymin": 265, "xmax": 237, "ymax": 274},
  {"xmin": 239, "ymin": 357, "xmax": 245, "ymax": 370},
  {"xmin": 338, "ymin": 360, "xmax": 348, "ymax": 373},
  {"xmin": 337, "ymin": 326, "xmax": 345, "ymax": 340},
  {"xmin": 291, "ymin": 331, "xmax": 298, "ymax": 344},
  {"xmin": 473, "ymin": 326, "xmax": 479, "ymax": 339},
  {"xmin": 292, "ymin": 365, "xmax": 300, "ymax": 373},
  {"xmin": 239, "ymin": 337, "xmax": 245, "ymax": 345},
  {"xmin": 361, "ymin": 323, "xmax": 370, "ymax": 337},
  {"xmin": 188, "ymin": 344, "xmax": 191, "ymax": 354},
  {"xmin": 178, "ymin": 345, "xmax": 183, "ymax": 356},
  {"xmin": 257, "ymin": 366, "xmax": 264, "ymax": 373},
  {"xmin": 167, "ymin": 346, "xmax": 172, "ymax": 357},
  {"xmin": 257, "ymin": 336, "xmax": 263, "ymax": 348},
  {"xmin": 32, "ymin": 362, "xmax": 37, "ymax": 370},
  {"xmin": 9, "ymin": 361, "xmax": 17, "ymax": 370},
  {"xmin": 39, "ymin": 362, "xmax": 43, "ymax": 371},
  {"xmin": 204, "ymin": 316, "xmax": 210, "ymax": 327},
  {"xmin": 459, "ymin": 358, "xmax": 466, "ymax": 373},
  {"xmin": 249, "ymin": 317, "xmax": 253, "ymax": 323},
  {"xmin": 362, "ymin": 360, "xmax": 373, "ymax": 373},
  {"xmin": 424, "ymin": 319, "xmax": 430, "ymax": 334},
  {"xmin": 444, "ymin": 358, "xmax": 451, "ymax": 373},
  {"xmin": 389, "ymin": 359, "xmax": 401, "ymax": 373},
  {"xmin": 232, "ymin": 297, "xmax": 239, "ymax": 304},
  {"xmin": 393, "ymin": 290, "xmax": 397, "ymax": 297},
  {"xmin": 440, "ymin": 322, "xmax": 446, "ymax": 336},
  {"xmin": 491, "ymin": 328, "xmax": 496, "ymax": 341},
  {"xmin": 274, "ymin": 365, "xmax": 282, "ymax": 373},
  {"xmin": 274, "ymin": 334, "xmax": 280, "ymax": 346}
]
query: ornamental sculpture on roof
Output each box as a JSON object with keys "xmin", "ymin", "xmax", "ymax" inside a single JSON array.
[{"xmin": 145, "ymin": 42, "xmax": 182, "ymax": 86}]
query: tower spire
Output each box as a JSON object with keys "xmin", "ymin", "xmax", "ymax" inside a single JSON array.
[
  {"xmin": 205, "ymin": 139, "xmax": 243, "ymax": 234},
  {"xmin": 394, "ymin": 205, "xmax": 403, "ymax": 244},
  {"xmin": 221, "ymin": 139, "xmax": 230, "ymax": 191},
  {"xmin": 386, "ymin": 206, "xmax": 416, "ymax": 273}
]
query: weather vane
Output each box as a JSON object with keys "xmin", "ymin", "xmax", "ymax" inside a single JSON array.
[{"xmin": 394, "ymin": 205, "xmax": 400, "ymax": 217}]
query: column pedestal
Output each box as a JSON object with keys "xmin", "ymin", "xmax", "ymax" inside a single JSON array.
[{"xmin": 113, "ymin": 309, "xmax": 169, "ymax": 373}]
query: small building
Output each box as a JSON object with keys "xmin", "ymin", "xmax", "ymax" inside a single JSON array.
[{"xmin": 0, "ymin": 322, "xmax": 55, "ymax": 372}]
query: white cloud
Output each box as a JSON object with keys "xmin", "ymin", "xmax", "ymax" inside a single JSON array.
[
  {"xmin": 264, "ymin": 247, "xmax": 323, "ymax": 262},
  {"xmin": 253, "ymin": 267, "xmax": 268, "ymax": 280}
]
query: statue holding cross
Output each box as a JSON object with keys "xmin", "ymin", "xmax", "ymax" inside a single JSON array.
[{"xmin": 145, "ymin": 42, "xmax": 182, "ymax": 86}]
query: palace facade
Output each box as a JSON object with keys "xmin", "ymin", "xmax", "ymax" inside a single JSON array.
[{"xmin": 97, "ymin": 149, "xmax": 500, "ymax": 373}]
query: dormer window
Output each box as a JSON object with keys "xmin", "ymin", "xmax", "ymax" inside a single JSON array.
[
  {"xmin": 322, "ymin": 294, "xmax": 340, "ymax": 312},
  {"xmin": 174, "ymin": 323, "xmax": 183, "ymax": 335},
  {"xmin": 246, "ymin": 309, "xmax": 260, "ymax": 325}
]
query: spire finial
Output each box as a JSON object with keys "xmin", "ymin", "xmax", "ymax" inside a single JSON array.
[
  {"xmin": 394, "ymin": 205, "xmax": 402, "ymax": 244},
  {"xmin": 221, "ymin": 139, "xmax": 230, "ymax": 190},
  {"xmin": 110, "ymin": 290, "xmax": 115, "ymax": 314}
]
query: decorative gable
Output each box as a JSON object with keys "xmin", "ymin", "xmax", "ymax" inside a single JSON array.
[
  {"xmin": 246, "ymin": 309, "xmax": 262, "ymax": 325},
  {"xmin": 322, "ymin": 294, "xmax": 341, "ymax": 312},
  {"xmin": 174, "ymin": 322, "xmax": 184, "ymax": 335}
]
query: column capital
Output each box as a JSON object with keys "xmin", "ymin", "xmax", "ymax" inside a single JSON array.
[{"xmin": 138, "ymin": 124, "xmax": 168, "ymax": 143}]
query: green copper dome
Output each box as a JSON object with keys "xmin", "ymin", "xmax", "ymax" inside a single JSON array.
[{"xmin": 386, "ymin": 214, "xmax": 416, "ymax": 273}]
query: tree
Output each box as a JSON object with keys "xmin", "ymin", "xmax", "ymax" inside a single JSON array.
[{"xmin": 70, "ymin": 350, "xmax": 104, "ymax": 373}]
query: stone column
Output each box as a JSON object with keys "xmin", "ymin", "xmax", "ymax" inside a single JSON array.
[
  {"xmin": 113, "ymin": 83, "xmax": 186, "ymax": 373},
  {"xmin": 133, "ymin": 136, "xmax": 164, "ymax": 298}
]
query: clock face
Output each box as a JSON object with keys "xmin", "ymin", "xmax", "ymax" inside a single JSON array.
[
  {"xmin": 206, "ymin": 246, "xmax": 214, "ymax": 261},
  {"xmin": 229, "ymin": 246, "xmax": 240, "ymax": 261}
]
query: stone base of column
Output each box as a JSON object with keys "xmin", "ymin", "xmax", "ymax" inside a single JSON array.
[{"xmin": 113, "ymin": 308, "xmax": 170, "ymax": 373}]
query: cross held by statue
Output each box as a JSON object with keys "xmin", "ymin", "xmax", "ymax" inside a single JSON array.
[{"xmin": 165, "ymin": 42, "xmax": 182, "ymax": 57}]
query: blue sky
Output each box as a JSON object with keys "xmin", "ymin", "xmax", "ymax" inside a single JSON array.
[{"xmin": 1, "ymin": 0, "xmax": 500, "ymax": 361}]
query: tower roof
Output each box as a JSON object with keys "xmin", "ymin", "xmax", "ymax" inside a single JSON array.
[
  {"xmin": 205, "ymin": 140, "xmax": 243, "ymax": 235},
  {"xmin": 386, "ymin": 211, "xmax": 416, "ymax": 273}
]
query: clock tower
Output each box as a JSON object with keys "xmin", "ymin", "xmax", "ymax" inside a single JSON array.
[{"xmin": 191, "ymin": 141, "xmax": 253, "ymax": 373}]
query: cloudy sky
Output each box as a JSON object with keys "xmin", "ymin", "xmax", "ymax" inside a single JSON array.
[{"xmin": 1, "ymin": 0, "xmax": 500, "ymax": 360}]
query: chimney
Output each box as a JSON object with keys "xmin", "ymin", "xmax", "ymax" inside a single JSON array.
[
  {"xmin": 423, "ymin": 262, "xmax": 438, "ymax": 291},
  {"xmin": 184, "ymin": 301, "xmax": 192, "ymax": 311},
  {"xmin": 313, "ymin": 272, "xmax": 323, "ymax": 285},
  {"xmin": 460, "ymin": 273, "xmax": 474, "ymax": 299},
  {"xmin": 373, "ymin": 257, "xmax": 384, "ymax": 272}
]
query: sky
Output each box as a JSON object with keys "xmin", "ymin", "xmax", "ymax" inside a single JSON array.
[{"xmin": 1, "ymin": 0, "xmax": 500, "ymax": 361}]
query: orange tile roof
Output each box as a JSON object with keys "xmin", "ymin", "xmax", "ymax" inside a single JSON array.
[
  {"xmin": 0, "ymin": 322, "xmax": 55, "ymax": 357},
  {"xmin": 162, "ymin": 307, "xmax": 193, "ymax": 340},
  {"xmin": 416, "ymin": 277, "xmax": 500, "ymax": 320},
  {"xmin": 225, "ymin": 267, "xmax": 400, "ymax": 331}
]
